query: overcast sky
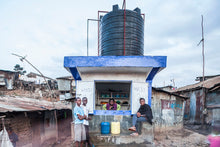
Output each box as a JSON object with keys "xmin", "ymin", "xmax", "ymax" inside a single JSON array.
[{"xmin": 0, "ymin": 0, "xmax": 219, "ymax": 88}]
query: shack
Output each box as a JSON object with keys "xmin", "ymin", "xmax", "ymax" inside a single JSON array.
[
  {"xmin": 19, "ymin": 72, "xmax": 57, "ymax": 90},
  {"xmin": 0, "ymin": 69, "xmax": 19, "ymax": 90},
  {"xmin": 175, "ymin": 75, "xmax": 220, "ymax": 125},
  {"xmin": 64, "ymin": 4, "xmax": 167, "ymax": 144},
  {"xmin": 151, "ymin": 87, "xmax": 187, "ymax": 131},
  {"xmin": 56, "ymin": 76, "xmax": 76, "ymax": 101},
  {"xmin": 0, "ymin": 96, "xmax": 72, "ymax": 147}
]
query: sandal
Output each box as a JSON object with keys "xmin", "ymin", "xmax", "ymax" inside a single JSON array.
[
  {"xmin": 130, "ymin": 133, "xmax": 139, "ymax": 136},
  {"xmin": 128, "ymin": 127, "xmax": 136, "ymax": 131}
]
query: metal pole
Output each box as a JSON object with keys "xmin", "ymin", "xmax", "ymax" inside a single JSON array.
[
  {"xmin": 98, "ymin": 11, "xmax": 100, "ymax": 56},
  {"xmin": 201, "ymin": 15, "xmax": 205, "ymax": 84},
  {"xmin": 87, "ymin": 19, "xmax": 89, "ymax": 56},
  {"xmin": 97, "ymin": 11, "xmax": 108, "ymax": 56},
  {"xmin": 54, "ymin": 110, "xmax": 58, "ymax": 142},
  {"xmin": 123, "ymin": 0, "xmax": 126, "ymax": 56},
  {"xmin": 87, "ymin": 19, "xmax": 100, "ymax": 57},
  {"xmin": 197, "ymin": 15, "xmax": 205, "ymax": 127},
  {"xmin": 201, "ymin": 15, "xmax": 205, "ymax": 127},
  {"xmin": 11, "ymin": 53, "xmax": 53, "ymax": 96}
]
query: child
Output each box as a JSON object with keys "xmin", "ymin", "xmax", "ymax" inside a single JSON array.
[
  {"xmin": 74, "ymin": 97, "xmax": 86, "ymax": 147},
  {"xmin": 81, "ymin": 97, "xmax": 92, "ymax": 147}
]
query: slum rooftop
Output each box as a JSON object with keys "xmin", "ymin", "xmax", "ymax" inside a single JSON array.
[
  {"xmin": 176, "ymin": 75, "xmax": 220, "ymax": 92},
  {"xmin": 0, "ymin": 96, "xmax": 71, "ymax": 112}
]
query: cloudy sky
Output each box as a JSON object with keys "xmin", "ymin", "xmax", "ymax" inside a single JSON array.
[{"xmin": 0, "ymin": 0, "xmax": 219, "ymax": 88}]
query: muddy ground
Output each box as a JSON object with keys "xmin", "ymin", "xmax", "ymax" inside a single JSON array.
[
  {"xmin": 154, "ymin": 128, "xmax": 208, "ymax": 147},
  {"xmin": 52, "ymin": 128, "xmax": 209, "ymax": 147}
]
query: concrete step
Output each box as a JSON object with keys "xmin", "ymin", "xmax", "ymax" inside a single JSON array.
[
  {"xmin": 90, "ymin": 132, "xmax": 153, "ymax": 145},
  {"xmin": 90, "ymin": 122, "xmax": 154, "ymax": 146}
]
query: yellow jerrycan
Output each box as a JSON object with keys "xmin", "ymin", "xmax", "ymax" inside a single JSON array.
[{"xmin": 111, "ymin": 122, "xmax": 120, "ymax": 134}]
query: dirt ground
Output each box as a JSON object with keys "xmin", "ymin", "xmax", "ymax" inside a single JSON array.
[
  {"xmin": 52, "ymin": 128, "xmax": 209, "ymax": 147},
  {"xmin": 154, "ymin": 129, "xmax": 209, "ymax": 147}
]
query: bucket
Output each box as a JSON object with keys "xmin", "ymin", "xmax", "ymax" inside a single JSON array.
[
  {"xmin": 111, "ymin": 122, "xmax": 120, "ymax": 134},
  {"xmin": 101, "ymin": 122, "xmax": 110, "ymax": 134}
]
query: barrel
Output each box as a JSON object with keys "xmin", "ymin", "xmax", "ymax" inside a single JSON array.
[
  {"xmin": 111, "ymin": 122, "xmax": 120, "ymax": 134},
  {"xmin": 100, "ymin": 4, "xmax": 144, "ymax": 56},
  {"xmin": 101, "ymin": 122, "xmax": 110, "ymax": 134}
]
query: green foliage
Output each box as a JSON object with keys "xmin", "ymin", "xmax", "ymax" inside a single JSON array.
[{"xmin": 14, "ymin": 64, "xmax": 26, "ymax": 75}]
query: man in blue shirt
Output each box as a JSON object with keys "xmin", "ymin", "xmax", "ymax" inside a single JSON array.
[{"xmin": 74, "ymin": 97, "xmax": 86, "ymax": 147}]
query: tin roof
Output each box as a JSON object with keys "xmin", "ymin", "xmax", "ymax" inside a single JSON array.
[
  {"xmin": 0, "ymin": 96, "xmax": 71, "ymax": 112},
  {"xmin": 152, "ymin": 87, "xmax": 188, "ymax": 99},
  {"xmin": 26, "ymin": 72, "xmax": 55, "ymax": 80},
  {"xmin": 176, "ymin": 75, "xmax": 220, "ymax": 92},
  {"xmin": 0, "ymin": 69, "xmax": 17, "ymax": 73}
]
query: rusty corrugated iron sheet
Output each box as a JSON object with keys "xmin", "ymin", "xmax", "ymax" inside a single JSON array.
[
  {"xmin": 184, "ymin": 99, "xmax": 190, "ymax": 119},
  {"xmin": 206, "ymin": 91, "xmax": 220, "ymax": 107},
  {"xmin": 153, "ymin": 87, "xmax": 188, "ymax": 99},
  {"xmin": 0, "ymin": 96, "xmax": 71, "ymax": 112},
  {"xmin": 194, "ymin": 90, "xmax": 203, "ymax": 122},
  {"xmin": 176, "ymin": 75, "xmax": 220, "ymax": 92},
  {"xmin": 57, "ymin": 79, "xmax": 71, "ymax": 91}
]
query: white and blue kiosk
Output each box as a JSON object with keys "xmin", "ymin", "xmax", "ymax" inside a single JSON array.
[
  {"xmin": 64, "ymin": 4, "xmax": 167, "ymax": 144},
  {"xmin": 64, "ymin": 56, "xmax": 166, "ymax": 131}
]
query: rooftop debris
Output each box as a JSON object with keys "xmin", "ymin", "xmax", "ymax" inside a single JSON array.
[{"xmin": 0, "ymin": 96, "xmax": 71, "ymax": 112}]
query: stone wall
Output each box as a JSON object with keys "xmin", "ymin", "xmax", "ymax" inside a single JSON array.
[
  {"xmin": 0, "ymin": 110, "xmax": 72, "ymax": 147},
  {"xmin": 10, "ymin": 112, "xmax": 32, "ymax": 147},
  {"xmin": 58, "ymin": 110, "xmax": 72, "ymax": 140}
]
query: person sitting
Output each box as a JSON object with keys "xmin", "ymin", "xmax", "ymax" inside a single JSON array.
[
  {"xmin": 103, "ymin": 98, "xmax": 121, "ymax": 110},
  {"xmin": 128, "ymin": 98, "xmax": 153, "ymax": 136}
]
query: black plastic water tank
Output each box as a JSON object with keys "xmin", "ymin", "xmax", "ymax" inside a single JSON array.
[{"xmin": 100, "ymin": 5, "xmax": 144, "ymax": 56}]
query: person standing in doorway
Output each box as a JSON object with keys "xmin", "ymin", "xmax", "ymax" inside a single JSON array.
[
  {"xmin": 8, "ymin": 127, "xmax": 18, "ymax": 147},
  {"xmin": 128, "ymin": 98, "xmax": 153, "ymax": 136},
  {"xmin": 74, "ymin": 97, "xmax": 86, "ymax": 147},
  {"xmin": 82, "ymin": 97, "xmax": 92, "ymax": 147}
]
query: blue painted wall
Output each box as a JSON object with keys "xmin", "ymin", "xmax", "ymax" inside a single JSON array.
[
  {"xmin": 64, "ymin": 56, "xmax": 166, "ymax": 81},
  {"xmin": 64, "ymin": 56, "xmax": 166, "ymax": 68}
]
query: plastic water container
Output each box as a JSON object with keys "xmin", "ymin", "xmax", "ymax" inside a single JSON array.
[
  {"xmin": 101, "ymin": 122, "xmax": 110, "ymax": 134},
  {"xmin": 111, "ymin": 122, "xmax": 120, "ymax": 134}
]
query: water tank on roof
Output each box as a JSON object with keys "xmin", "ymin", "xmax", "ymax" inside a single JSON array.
[{"xmin": 100, "ymin": 4, "xmax": 144, "ymax": 56}]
